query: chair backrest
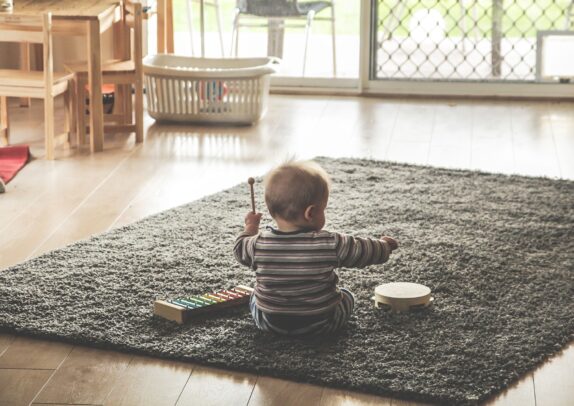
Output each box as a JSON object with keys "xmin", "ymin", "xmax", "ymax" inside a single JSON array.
[
  {"xmin": 0, "ymin": 14, "xmax": 47, "ymax": 44},
  {"xmin": 237, "ymin": 0, "xmax": 300, "ymax": 17},
  {"xmin": 0, "ymin": 13, "xmax": 54, "ymax": 100}
]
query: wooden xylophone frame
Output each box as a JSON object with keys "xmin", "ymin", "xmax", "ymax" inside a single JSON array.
[{"xmin": 154, "ymin": 285, "xmax": 254, "ymax": 324}]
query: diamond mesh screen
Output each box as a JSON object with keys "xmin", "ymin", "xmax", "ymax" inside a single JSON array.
[{"xmin": 375, "ymin": 0, "xmax": 574, "ymax": 81}]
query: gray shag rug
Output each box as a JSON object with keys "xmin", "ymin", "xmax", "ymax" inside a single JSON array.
[{"xmin": 1, "ymin": 157, "xmax": 573, "ymax": 405}]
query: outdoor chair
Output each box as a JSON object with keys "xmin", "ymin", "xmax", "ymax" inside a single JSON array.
[
  {"xmin": 231, "ymin": 0, "xmax": 337, "ymax": 76},
  {"xmin": 186, "ymin": 0, "xmax": 225, "ymax": 56}
]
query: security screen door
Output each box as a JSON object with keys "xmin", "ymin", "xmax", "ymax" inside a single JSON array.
[{"xmin": 372, "ymin": 0, "xmax": 574, "ymax": 83}]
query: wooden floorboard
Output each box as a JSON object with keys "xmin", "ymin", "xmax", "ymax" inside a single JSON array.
[
  {"xmin": 533, "ymin": 342, "xmax": 574, "ymax": 406},
  {"xmin": 176, "ymin": 365, "xmax": 257, "ymax": 406},
  {"xmin": 319, "ymin": 387, "xmax": 393, "ymax": 406},
  {"xmin": 483, "ymin": 374, "xmax": 536, "ymax": 406},
  {"xmin": 248, "ymin": 376, "xmax": 324, "ymax": 406},
  {"xmin": 31, "ymin": 143, "xmax": 163, "ymax": 257},
  {"xmin": 0, "ymin": 95, "xmax": 572, "ymax": 406},
  {"xmin": 0, "ymin": 334, "xmax": 14, "ymax": 357},
  {"xmin": 0, "ymin": 336, "xmax": 72, "ymax": 370},
  {"xmin": 32, "ymin": 346, "xmax": 132, "ymax": 405},
  {"xmin": 0, "ymin": 369, "xmax": 55, "ymax": 405},
  {"xmin": 103, "ymin": 356, "xmax": 193, "ymax": 406}
]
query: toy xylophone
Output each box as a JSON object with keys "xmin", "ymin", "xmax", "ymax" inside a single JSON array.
[{"xmin": 153, "ymin": 285, "xmax": 254, "ymax": 324}]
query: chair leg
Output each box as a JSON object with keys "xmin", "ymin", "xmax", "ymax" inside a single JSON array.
[
  {"xmin": 302, "ymin": 11, "xmax": 316, "ymax": 77},
  {"xmin": 68, "ymin": 80, "xmax": 77, "ymax": 145},
  {"xmin": 231, "ymin": 8, "xmax": 240, "ymax": 57},
  {"xmin": 0, "ymin": 96, "xmax": 9, "ymax": 146},
  {"xmin": 63, "ymin": 89, "xmax": 72, "ymax": 149},
  {"xmin": 135, "ymin": 82, "xmax": 144, "ymax": 143},
  {"xmin": 330, "ymin": 4, "xmax": 337, "ymax": 77},
  {"xmin": 186, "ymin": 0, "xmax": 195, "ymax": 55},
  {"xmin": 214, "ymin": 0, "xmax": 225, "ymax": 57},
  {"xmin": 112, "ymin": 85, "xmax": 119, "ymax": 122},
  {"xmin": 76, "ymin": 78, "xmax": 87, "ymax": 147},
  {"xmin": 125, "ymin": 84, "xmax": 133, "ymax": 125},
  {"xmin": 115, "ymin": 84, "xmax": 128, "ymax": 124},
  {"xmin": 45, "ymin": 95, "xmax": 55, "ymax": 160}
]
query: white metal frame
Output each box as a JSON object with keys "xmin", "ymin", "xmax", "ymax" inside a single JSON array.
[
  {"xmin": 536, "ymin": 30, "xmax": 574, "ymax": 82},
  {"xmin": 271, "ymin": 0, "xmax": 574, "ymax": 99}
]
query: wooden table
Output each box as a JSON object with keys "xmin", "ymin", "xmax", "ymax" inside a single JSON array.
[{"xmin": 3, "ymin": 0, "xmax": 121, "ymax": 153}]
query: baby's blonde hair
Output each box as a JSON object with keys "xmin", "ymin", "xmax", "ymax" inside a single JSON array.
[{"xmin": 264, "ymin": 160, "xmax": 330, "ymax": 221}]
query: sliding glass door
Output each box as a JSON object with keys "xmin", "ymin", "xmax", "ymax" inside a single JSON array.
[
  {"xmin": 145, "ymin": 1, "xmax": 574, "ymax": 96},
  {"xmin": 366, "ymin": 0, "xmax": 574, "ymax": 96}
]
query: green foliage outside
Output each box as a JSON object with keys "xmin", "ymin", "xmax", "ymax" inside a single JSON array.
[
  {"xmin": 378, "ymin": 0, "xmax": 572, "ymax": 38},
  {"xmin": 172, "ymin": 0, "xmax": 572, "ymax": 39}
]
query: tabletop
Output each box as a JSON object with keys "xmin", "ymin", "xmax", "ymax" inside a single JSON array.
[{"xmin": 7, "ymin": 0, "xmax": 118, "ymax": 20}]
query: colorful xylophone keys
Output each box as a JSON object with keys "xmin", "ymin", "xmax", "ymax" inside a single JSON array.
[{"xmin": 153, "ymin": 285, "xmax": 254, "ymax": 324}]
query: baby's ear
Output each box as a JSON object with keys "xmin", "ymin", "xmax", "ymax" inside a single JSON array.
[{"xmin": 303, "ymin": 205, "xmax": 315, "ymax": 221}]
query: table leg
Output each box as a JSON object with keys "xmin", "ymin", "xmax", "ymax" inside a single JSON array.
[
  {"xmin": 157, "ymin": 0, "xmax": 165, "ymax": 53},
  {"xmin": 157, "ymin": 0, "xmax": 174, "ymax": 54},
  {"xmin": 166, "ymin": 0, "xmax": 174, "ymax": 53},
  {"xmin": 87, "ymin": 19, "xmax": 104, "ymax": 153}
]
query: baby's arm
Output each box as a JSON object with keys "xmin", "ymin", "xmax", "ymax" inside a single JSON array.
[
  {"xmin": 381, "ymin": 236, "xmax": 398, "ymax": 251},
  {"xmin": 233, "ymin": 212, "xmax": 262, "ymax": 268},
  {"xmin": 334, "ymin": 233, "xmax": 398, "ymax": 268}
]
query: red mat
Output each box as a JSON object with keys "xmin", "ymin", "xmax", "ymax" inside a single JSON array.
[{"xmin": 0, "ymin": 145, "xmax": 30, "ymax": 184}]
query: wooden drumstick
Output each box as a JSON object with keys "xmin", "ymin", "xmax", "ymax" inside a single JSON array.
[{"xmin": 248, "ymin": 177, "xmax": 256, "ymax": 213}]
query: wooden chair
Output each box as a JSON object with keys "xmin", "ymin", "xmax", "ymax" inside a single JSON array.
[
  {"xmin": 0, "ymin": 13, "xmax": 74, "ymax": 160},
  {"xmin": 65, "ymin": 0, "xmax": 144, "ymax": 148}
]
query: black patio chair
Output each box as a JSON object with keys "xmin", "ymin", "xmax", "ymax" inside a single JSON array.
[{"xmin": 231, "ymin": 0, "xmax": 337, "ymax": 76}]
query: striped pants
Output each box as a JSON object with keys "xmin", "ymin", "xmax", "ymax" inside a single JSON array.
[{"xmin": 249, "ymin": 288, "xmax": 355, "ymax": 336}]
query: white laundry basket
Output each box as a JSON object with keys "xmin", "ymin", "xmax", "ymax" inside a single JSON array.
[{"xmin": 143, "ymin": 55, "xmax": 279, "ymax": 124}]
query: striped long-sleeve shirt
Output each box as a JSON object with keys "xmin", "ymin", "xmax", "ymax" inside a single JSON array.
[{"xmin": 234, "ymin": 227, "xmax": 392, "ymax": 316}]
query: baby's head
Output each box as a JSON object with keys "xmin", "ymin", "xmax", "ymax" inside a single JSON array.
[{"xmin": 264, "ymin": 160, "xmax": 330, "ymax": 231}]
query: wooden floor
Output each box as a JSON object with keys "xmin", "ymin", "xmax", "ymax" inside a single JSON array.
[{"xmin": 0, "ymin": 95, "xmax": 573, "ymax": 405}]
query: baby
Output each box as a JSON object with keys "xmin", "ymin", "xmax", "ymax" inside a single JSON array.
[{"xmin": 234, "ymin": 160, "xmax": 398, "ymax": 336}]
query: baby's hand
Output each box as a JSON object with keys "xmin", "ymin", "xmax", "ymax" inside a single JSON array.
[
  {"xmin": 244, "ymin": 211, "xmax": 262, "ymax": 234},
  {"xmin": 381, "ymin": 236, "xmax": 399, "ymax": 251}
]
